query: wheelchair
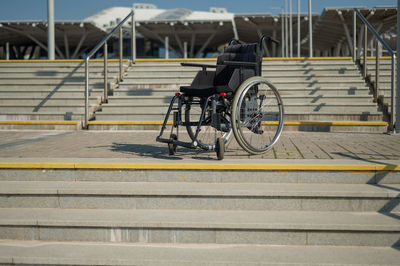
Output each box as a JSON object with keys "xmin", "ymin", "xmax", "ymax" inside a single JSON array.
[{"xmin": 156, "ymin": 35, "xmax": 284, "ymax": 160}]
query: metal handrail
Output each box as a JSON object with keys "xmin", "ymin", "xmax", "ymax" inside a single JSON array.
[
  {"xmin": 353, "ymin": 8, "xmax": 396, "ymax": 132},
  {"xmin": 84, "ymin": 9, "xmax": 136, "ymax": 128}
]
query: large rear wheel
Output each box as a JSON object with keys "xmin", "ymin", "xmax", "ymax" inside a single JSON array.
[{"xmin": 231, "ymin": 77, "xmax": 284, "ymax": 155}]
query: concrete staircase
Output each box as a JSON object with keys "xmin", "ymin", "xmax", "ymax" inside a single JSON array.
[
  {"xmin": 0, "ymin": 163, "xmax": 399, "ymax": 265},
  {"xmin": 92, "ymin": 58, "xmax": 387, "ymax": 132},
  {"xmin": 0, "ymin": 60, "xmax": 128, "ymax": 130}
]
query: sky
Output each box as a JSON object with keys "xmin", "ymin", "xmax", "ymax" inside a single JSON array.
[{"xmin": 0, "ymin": 0, "xmax": 396, "ymax": 21}]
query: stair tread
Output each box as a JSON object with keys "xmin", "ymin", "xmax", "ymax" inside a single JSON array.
[
  {"xmin": 0, "ymin": 240, "xmax": 399, "ymax": 266},
  {"xmin": 1, "ymin": 181, "xmax": 398, "ymax": 198},
  {"xmin": 0, "ymin": 208, "xmax": 398, "ymax": 231}
]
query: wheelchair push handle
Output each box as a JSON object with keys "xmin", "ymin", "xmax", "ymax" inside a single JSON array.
[{"xmin": 260, "ymin": 34, "xmax": 280, "ymax": 46}]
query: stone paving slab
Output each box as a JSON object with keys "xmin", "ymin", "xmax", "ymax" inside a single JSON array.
[{"xmin": 0, "ymin": 130, "xmax": 399, "ymax": 161}]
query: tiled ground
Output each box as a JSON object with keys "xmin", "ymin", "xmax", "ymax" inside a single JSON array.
[{"xmin": 0, "ymin": 130, "xmax": 399, "ymax": 161}]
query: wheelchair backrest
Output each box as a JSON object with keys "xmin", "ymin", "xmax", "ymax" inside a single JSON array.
[{"xmin": 213, "ymin": 42, "xmax": 260, "ymax": 88}]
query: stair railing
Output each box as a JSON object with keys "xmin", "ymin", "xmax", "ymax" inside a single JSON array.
[
  {"xmin": 353, "ymin": 8, "xmax": 396, "ymax": 132},
  {"xmin": 83, "ymin": 9, "xmax": 136, "ymax": 128}
]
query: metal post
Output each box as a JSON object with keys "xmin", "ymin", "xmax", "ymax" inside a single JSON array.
[
  {"xmin": 5, "ymin": 42, "xmax": 9, "ymax": 60},
  {"xmin": 119, "ymin": 27, "xmax": 123, "ymax": 81},
  {"xmin": 84, "ymin": 58, "xmax": 89, "ymax": 128},
  {"xmin": 289, "ymin": 0, "xmax": 293, "ymax": 57},
  {"xmin": 285, "ymin": 0, "xmax": 288, "ymax": 57},
  {"xmin": 375, "ymin": 41, "xmax": 380, "ymax": 102},
  {"xmin": 308, "ymin": 0, "xmax": 312, "ymax": 57},
  {"xmin": 104, "ymin": 42, "xmax": 108, "ymax": 103},
  {"xmin": 363, "ymin": 24, "xmax": 367, "ymax": 78},
  {"xmin": 281, "ymin": 14, "xmax": 284, "ymax": 57},
  {"xmin": 47, "ymin": 0, "xmax": 55, "ymax": 60},
  {"xmin": 396, "ymin": 0, "xmax": 400, "ymax": 133},
  {"xmin": 165, "ymin": 36, "xmax": 169, "ymax": 59},
  {"xmin": 131, "ymin": 8, "xmax": 136, "ymax": 63},
  {"xmin": 353, "ymin": 11, "xmax": 357, "ymax": 61},
  {"xmin": 391, "ymin": 54, "xmax": 396, "ymax": 132},
  {"xmin": 184, "ymin": 41, "xmax": 188, "ymax": 59},
  {"xmin": 297, "ymin": 0, "xmax": 300, "ymax": 57}
]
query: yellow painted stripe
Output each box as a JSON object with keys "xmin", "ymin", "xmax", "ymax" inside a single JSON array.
[
  {"xmin": 136, "ymin": 58, "xmax": 217, "ymax": 62},
  {"xmin": 135, "ymin": 57, "xmax": 353, "ymax": 62},
  {"xmin": 360, "ymin": 56, "xmax": 393, "ymax": 60},
  {"xmin": 262, "ymin": 57, "xmax": 353, "ymax": 61},
  {"xmin": 0, "ymin": 59, "xmax": 129, "ymax": 63},
  {"xmin": 88, "ymin": 121, "xmax": 171, "ymax": 125},
  {"xmin": 0, "ymin": 121, "xmax": 79, "ymax": 125},
  {"xmin": 0, "ymin": 162, "xmax": 398, "ymax": 171},
  {"xmin": 267, "ymin": 121, "xmax": 388, "ymax": 126},
  {"xmin": 88, "ymin": 121, "xmax": 388, "ymax": 126}
]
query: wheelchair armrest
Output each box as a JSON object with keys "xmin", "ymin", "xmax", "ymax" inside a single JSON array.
[
  {"xmin": 181, "ymin": 62, "xmax": 217, "ymax": 71},
  {"xmin": 222, "ymin": 61, "xmax": 257, "ymax": 68}
]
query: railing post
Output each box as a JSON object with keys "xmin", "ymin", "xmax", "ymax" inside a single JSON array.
[
  {"xmin": 131, "ymin": 9, "xmax": 136, "ymax": 63},
  {"xmin": 308, "ymin": 0, "xmax": 314, "ymax": 57},
  {"xmin": 353, "ymin": 10, "xmax": 356, "ymax": 61},
  {"xmin": 391, "ymin": 54, "xmax": 396, "ymax": 132},
  {"xmin": 84, "ymin": 58, "xmax": 89, "ymax": 129},
  {"xmin": 363, "ymin": 24, "xmax": 367, "ymax": 78},
  {"xmin": 375, "ymin": 41, "xmax": 380, "ymax": 102},
  {"xmin": 119, "ymin": 27, "xmax": 123, "ymax": 81},
  {"xmin": 104, "ymin": 42, "xmax": 108, "ymax": 103}
]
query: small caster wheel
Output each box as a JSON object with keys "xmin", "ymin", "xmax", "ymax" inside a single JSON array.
[
  {"xmin": 168, "ymin": 134, "xmax": 177, "ymax": 155},
  {"xmin": 215, "ymin": 137, "xmax": 224, "ymax": 160}
]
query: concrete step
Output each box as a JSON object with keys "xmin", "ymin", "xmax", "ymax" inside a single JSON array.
[
  {"xmin": 87, "ymin": 121, "xmax": 388, "ymax": 133},
  {"xmin": 104, "ymin": 95, "xmax": 375, "ymax": 105},
  {"xmin": 0, "ymin": 73, "xmax": 119, "ymax": 79},
  {"xmin": 1, "ymin": 163, "xmax": 398, "ymax": 183},
  {"xmin": 0, "ymin": 121, "xmax": 81, "ymax": 130},
  {"xmin": 1, "ymin": 181, "xmax": 398, "ymax": 212},
  {"xmin": 113, "ymin": 86, "xmax": 372, "ymax": 97},
  {"xmin": 98, "ymin": 103, "xmax": 379, "ymax": 114},
  {"xmin": 0, "ymin": 208, "xmax": 398, "ymax": 246},
  {"xmin": 127, "ymin": 67, "xmax": 360, "ymax": 74},
  {"xmin": 134, "ymin": 60, "xmax": 356, "ymax": 66},
  {"xmin": 0, "ymin": 105, "xmax": 98, "ymax": 113},
  {"xmin": 118, "ymin": 82, "xmax": 368, "ymax": 90},
  {"xmin": 0, "ymin": 61, "xmax": 128, "ymax": 68},
  {"xmin": 0, "ymin": 78, "xmax": 109, "ymax": 84},
  {"xmin": 125, "ymin": 72, "xmax": 363, "ymax": 79},
  {"xmin": 119, "ymin": 77, "xmax": 365, "ymax": 84},
  {"xmin": 0, "ymin": 91, "xmax": 103, "ymax": 98},
  {"xmin": 94, "ymin": 112, "xmax": 383, "ymax": 122},
  {"xmin": 1, "ymin": 240, "xmax": 399, "ymax": 266},
  {"xmin": 0, "ymin": 85, "xmax": 105, "ymax": 91},
  {"xmin": 0, "ymin": 113, "xmax": 85, "ymax": 121},
  {"xmin": 0, "ymin": 97, "xmax": 101, "ymax": 106}
]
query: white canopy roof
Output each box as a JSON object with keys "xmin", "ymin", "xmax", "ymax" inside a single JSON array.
[{"xmin": 85, "ymin": 6, "xmax": 234, "ymax": 30}]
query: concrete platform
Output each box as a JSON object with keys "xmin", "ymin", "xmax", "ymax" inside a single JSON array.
[{"xmin": 0, "ymin": 130, "xmax": 399, "ymax": 161}]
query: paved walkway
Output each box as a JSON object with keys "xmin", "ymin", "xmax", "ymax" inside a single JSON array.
[{"xmin": 0, "ymin": 130, "xmax": 399, "ymax": 162}]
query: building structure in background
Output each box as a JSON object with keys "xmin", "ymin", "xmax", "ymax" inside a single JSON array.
[{"xmin": 0, "ymin": 3, "xmax": 396, "ymax": 59}]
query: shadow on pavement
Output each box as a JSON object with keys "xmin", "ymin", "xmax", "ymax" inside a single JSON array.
[{"xmin": 106, "ymin": 142, "xmax": 213, "ymax": 160}]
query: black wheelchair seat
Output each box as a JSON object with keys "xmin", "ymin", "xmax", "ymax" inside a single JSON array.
[{"xmin": 179, "ymin": 41, "xmax": 259, "ymax": 98}]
